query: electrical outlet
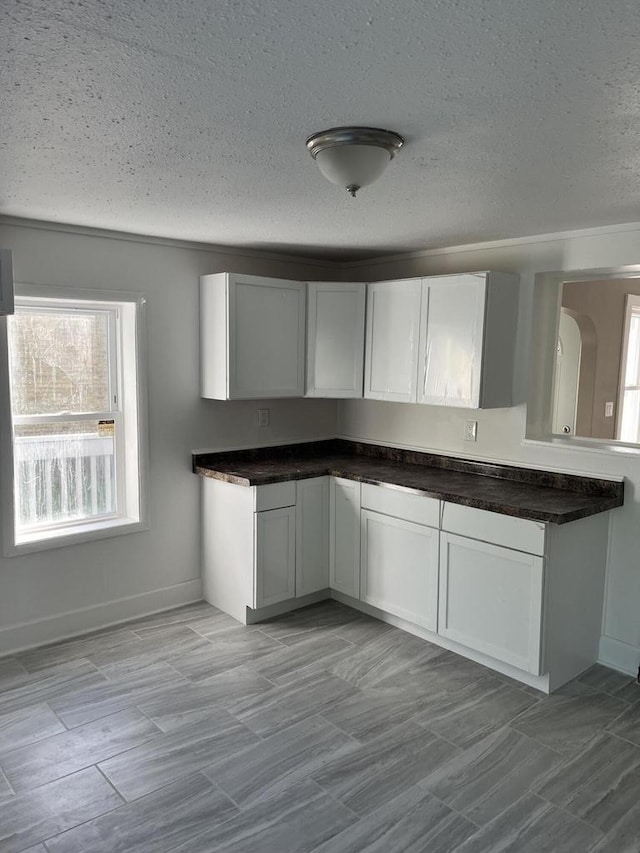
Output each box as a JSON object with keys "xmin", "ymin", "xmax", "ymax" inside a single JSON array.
[
  {"xmin": 464, "ymin": 420, "xmax": 478, "ymax": 442},
  {"xmin": 257, "ymin": 408, "xmax": 270, "ymax": 428},
  {"xmin": 605, "ymin": 401, "xmax": 614, "ymax": 418}
]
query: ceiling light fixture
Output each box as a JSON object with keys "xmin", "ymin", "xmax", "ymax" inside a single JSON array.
[{"xmin": 306, "ymin": 126, "xmax": 404, "ymax": 197}]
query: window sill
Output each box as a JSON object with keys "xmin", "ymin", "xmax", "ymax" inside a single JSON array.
[
  {"xmin": 522, "ymin": 434, "xmax": 638, "ymax": 463},
  {"xmin": 3, "ymin": 516, "xmax": 149, "ymax": 557}
]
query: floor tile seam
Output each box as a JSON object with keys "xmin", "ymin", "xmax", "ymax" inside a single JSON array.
[
  {"xmin": 255, "ymin": 625, "xmax": 315, "ymax": 642},
  {"xmin": 577, "ymin": 673, "xmax": 639, "ymax": 701},
  {"xmin": 50, "ymin": 684, "xmax": 194, "ymax": 730},
  {"xmin": 604, "ymin": 729, "xmax": 640, "ymax": 750},
  {"xmin": 566, "ymin": 727, "xmax": 640, "ymax": 762},
  {"xmin": 158, "ymin": 778, "xmax": 339, "ymax": 853},
  {"xmin": 102, "ymin": 766, "xmax": 232, "ymax": 812},
  {"xmin": 508, "ymin": 720, "xmax": 589, "ymax": 757},
  {"xmin": 0, "ymin": 764, "xmax": 15, "ymax": 798},
  {"xmin": 222, "ymin": 705, "xmax": 270, "ymax": 741},
  {"xmin": 415, "ymin": 779, "xmax": 485, "ymax": 830},
  {"xmin": 535, "ymin": 789, "xmax": 609, "ymax": 840},
  {"xmin": 0, "ymin": 704, "xmax": 72, "ymax": 758},
  {"xmin": 308, "ymin": 711, "xmax": 365, "ymax": 745},
  {"xmin": 224, "ymin": 683, "xmax": 358, "ymax": 740},
  {"xmin": 603, "ymin": 700, "xmax": 635, "ymax": 730},
  {"xmin": 307, "ymin": 780, "xmax": 363, "ymax": 820},
  {"xmin": 38, "ymin": 769, "xmax": 229, "ymax": 850},
  {"xmin": 155, "ymin": 659, "xmax": 202, "ymax": 683},
  {"xmin": 44, "ymin": 699, "xmax": 72, "ymax": 733},
  {"xmin": 409, "ymin": 715, "xmax": 468, "ymax": 752},
  {"xmin": 0, "ymin": 758, "xmax": 124, "ymax": 800},
  {"xmin": 503, "ymin": 723, "xmax": 568, "ymax": 758},
  {"xmin": 314, "ymin": 711, "xmax": 379, "ymax": 747},
  {"xmin": 1, "ymin": 719, "xmax": 168, "ymax": 797}
]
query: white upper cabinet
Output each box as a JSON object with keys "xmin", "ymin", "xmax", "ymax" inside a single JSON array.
[
  {"xmin": 306, "ymin": 281, "xmax": 366, "ymax": 398},
  {"xmin": 418, "ymin": 272, "xmax": 519, "ymax": 409},
  {"xmin": 364, "ymin": 279, "xmax": 422, "ymax": 402},
  {"xmin": 418, "ymin": 275, "xmax": 485, "ymax": 408},
  {"xmin": 200, "ymin": 272, "xmax": 306, "ymax": 400},
  {"xmin": 364, "ymin": 271, "xmax": 519, "ymax": 408}
]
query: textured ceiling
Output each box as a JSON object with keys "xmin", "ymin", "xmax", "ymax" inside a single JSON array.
[{"xmin": 1, "ymin": 0, "xmax": 640, "ymax": 260}]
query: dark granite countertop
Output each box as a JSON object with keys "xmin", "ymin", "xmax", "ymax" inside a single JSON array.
[{"xmin": 193, "ymin": 439, "xmax": 624, "ymax": 524}]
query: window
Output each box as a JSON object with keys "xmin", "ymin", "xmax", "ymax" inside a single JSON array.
[
  {"xmin": 617, "ymin": 294, "xmax": 640, "ymax": 443},
  {"xmin": 1, "ymin": 287, "xmax": 148, "ymax": 554}
]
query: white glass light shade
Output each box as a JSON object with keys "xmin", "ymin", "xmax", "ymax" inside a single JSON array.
[
  {"xmin": 306, "ymin": 127, "xmax": 404, "ymax": 196},
  {"xmin": 314, "ymin": 144, "xmax": 391, "ymax": 192}
]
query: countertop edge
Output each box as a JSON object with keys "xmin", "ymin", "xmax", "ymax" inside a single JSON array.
[{"xmin": 194, "ymin": 463, "xmax": 624, "ymax": 524}]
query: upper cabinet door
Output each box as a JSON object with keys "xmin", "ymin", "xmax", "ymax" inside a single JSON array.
[
  {"xmin": 306, "ymin": 282, "xmax": 366, "ymax": 398},
  {"xmin": 418, "ymin": 274, "xmax": 486, "ymax": 408},
  {"xmin": 417, "ymin": 271, "xmax": 519, "ymax": 409},
  {"xmin": 200, "ymin": 273, "xmax": 306, "ymax": 399},
  {"xmin": 230, "ymin": 275, "xmax": 305, "ymax": 399},
  {"xmin": 364, "ymin": 279, "xmax": 422, "ymax": 402}
]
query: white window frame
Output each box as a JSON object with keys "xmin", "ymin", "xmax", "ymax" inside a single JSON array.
[
  {"xmin": 525, "ymin": 264, "xmax": 640, "ymax": 457},
  {"xmin": 0, "ymin": 284, "xmax": 149, "ymax": 556}
]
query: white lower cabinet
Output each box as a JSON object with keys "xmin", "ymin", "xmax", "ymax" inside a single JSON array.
[
  {"xmin": 330, "ymin": 478, "xmax": 361, "ymax": 598},
  {"xmin": 438, "ymin": 532, "xmax": 544, "ymax": 675},
  {"xmin": 361, "ymin": 509, "xmax": 439, "ymax": 631},
  {"xmin": 203, "ymin": 474, "xmax": 611, "ymax": 691},
  {"xmin": 202, "ymin": 476, "xmax": 328, "ymax": 622},
  {"xmin": 296, "ymin": 477, "xmax": 329, "ymax": 597},
  {"xmin": 255, "ymin": 506, "xmax": 296, "ymax": 608}
]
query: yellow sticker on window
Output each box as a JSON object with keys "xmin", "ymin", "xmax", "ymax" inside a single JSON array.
[{"xmin": 98, "ymin": 419, "xmax": 115, "ymax": 437}]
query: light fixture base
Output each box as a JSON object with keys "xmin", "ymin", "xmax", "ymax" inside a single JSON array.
[{"xmin": 305, "ymin": 126, "xmax": 404, "ymax": 160}]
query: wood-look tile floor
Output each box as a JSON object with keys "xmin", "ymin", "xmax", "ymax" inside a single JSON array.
[{"xmin": 1, "ymin": 600, "xmax": 639, "ymax": 852}]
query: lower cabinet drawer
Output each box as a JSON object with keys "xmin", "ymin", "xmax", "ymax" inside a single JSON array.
[
  {"xmin": 254, "ymin": 481, "xmax": 297, "ymax": 511},
  {"xmin": 438, "ymin": 531, "xmax": 544, "ymax": 675},
  {"xmin": 361, "ymin": 482, "xmax": 440, "ymax": 528},
  {"xmin": 441, "ymin": 502, "xmax": 546, "ymax": 556}
]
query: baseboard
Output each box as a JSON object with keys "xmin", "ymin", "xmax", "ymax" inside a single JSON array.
[
  {"xmin": 598, "ymin": 635, "xmax": 640, "ymax": 677},
  {"xmin": 0, "ymin": 578, "xmax": 203, "ymax": 657}
]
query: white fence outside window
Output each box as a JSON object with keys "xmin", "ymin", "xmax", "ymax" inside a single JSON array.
[{"xmin": 14, "ymin": 433, "xmax": 116, "ymax": 530}]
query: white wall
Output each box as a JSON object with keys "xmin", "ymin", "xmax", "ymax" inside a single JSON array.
[
  {"xmin": 338, "ymin": 224, "xmax": 640, "ymax": 675},
  {"xmin": 0, "ymin": 219, "xmax": 337, "ymax": 653}
]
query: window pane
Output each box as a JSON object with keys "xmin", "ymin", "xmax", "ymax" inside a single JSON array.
[
  {"xmin": 624, "ymin": 313, "xmax": 640, "ymax": 387},
  {"xmin": 14, "ymin": 420, "xmax": 116, "ymax": 531},
  {"xmin": 619, "ymin": 389, "xmax": 640, "ymax": 443},
  {"xmin": 8, "ymin": 309, "xmax": 111, "ymax": 415}
]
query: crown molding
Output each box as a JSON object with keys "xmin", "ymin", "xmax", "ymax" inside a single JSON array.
[
  {"xmin": 338, "ymin": 220, "xmax": 640, "ymax": 270},
  {"xmin": 0, "ymin": 215, "xmax": 337, "ymax": 270}
]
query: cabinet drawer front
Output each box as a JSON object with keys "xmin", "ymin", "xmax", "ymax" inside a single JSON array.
[
  {"xmin": 441, "ymin": 502, "xmax": 546, "ymax": 556},
  {"xmin": 361, "ymin": 482, "xmax": 439, "ymax": 527},
  {"xmin": 254, "ymin": 481, "xmax": 296, "ymax": 511}
]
